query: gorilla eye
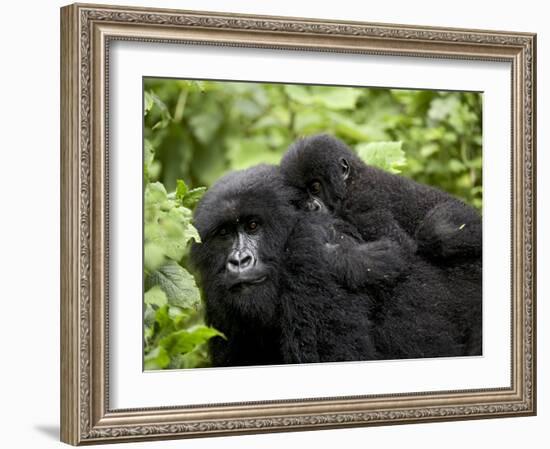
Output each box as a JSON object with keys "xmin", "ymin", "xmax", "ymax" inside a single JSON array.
[
  {"xmin": 246, "ymin": 220, "xmax": 259, "ymax": 233},
  {"xmin": 309, "ymin": 181, "xmax": 322, "ymax": 195},
  {"xmin": 217, "ymin": 226, "xmax": 229, "ymax": 237}
]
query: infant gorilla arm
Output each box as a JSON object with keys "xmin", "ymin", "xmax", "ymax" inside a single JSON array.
[
  {"xmin": 280, "ymin": 134, "xmax": 482, "ymax": 263},
  {"xmin": 318, "ymin": 218, "xmax": 412, "ymax": 290}
]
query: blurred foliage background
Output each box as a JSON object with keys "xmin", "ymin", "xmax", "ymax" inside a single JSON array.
[
  {"xmin": 145, "ymin": 78, "xmax": 482, "ymax": 209},
  {"xmin": 143, "ymin": 78, "xmax": 482, "ymax": 370}
]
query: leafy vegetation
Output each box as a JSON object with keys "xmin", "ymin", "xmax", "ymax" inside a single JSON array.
[
  {"xmin": 143, "ymin": 78, "xmax": 482, "ymax": 370},
  {"xmin": 144, "ymin": 94, "xmax": 224, "ymax": 370},
  {"xmin": 144, "ymin": 79, "xmax": 482, "ymax": 208}
]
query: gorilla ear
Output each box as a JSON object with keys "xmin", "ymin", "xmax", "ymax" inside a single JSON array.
[{"xmin": 340, "ymin": 158, "xmax": 350, "ymax": 181}]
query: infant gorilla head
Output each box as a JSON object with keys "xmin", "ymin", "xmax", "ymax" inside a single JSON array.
[{"xmin": 280, "ymin": 134, "xmax": 356, "ymax": 214}]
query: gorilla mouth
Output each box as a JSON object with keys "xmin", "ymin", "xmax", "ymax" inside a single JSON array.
[{"xmin": 228, "ymin": 275, "xmax": 267, "ymax": 290}]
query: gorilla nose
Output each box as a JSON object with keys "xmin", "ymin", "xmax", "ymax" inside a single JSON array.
[{"xmin": 227, "ymin": 249, "xmax": 254, "ymax": 273}]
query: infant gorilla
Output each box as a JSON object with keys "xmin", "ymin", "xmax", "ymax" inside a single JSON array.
[
  {"xmin": 280, "ymin": 134, "xmax": 482, "ymax": 264},
  {"xmin": 191, "ymin": 165, "xmax": 481, "ymax": 367}
]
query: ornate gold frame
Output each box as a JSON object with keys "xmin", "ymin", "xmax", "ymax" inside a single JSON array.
[{"xmin": 60, "ymin": 3, "xmax": 536, "ymax": 445}]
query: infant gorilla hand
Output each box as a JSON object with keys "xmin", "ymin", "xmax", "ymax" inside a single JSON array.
[
  {"xmin": 324, "ymin": 236, "xmax": 412, "ymax": 291},
  {"xmin": 322, "ymin": 225, "xmax": 353, "ymax": 251}
]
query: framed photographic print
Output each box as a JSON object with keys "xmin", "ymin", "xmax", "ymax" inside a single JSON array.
[{"xmin": 60, "ymin": 3, "xmax": 537, "ymax": 445}]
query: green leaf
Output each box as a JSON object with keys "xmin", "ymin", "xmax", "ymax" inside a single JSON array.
[
  {"xmin": 183, "ymin": 222, "xmax": 201, "ymax": 245},
  {"xmin": 175, "ymin": 344, "xmax": 212, "ymax": 369},
  {"xmin": 310, "ymin": 86, "xmax": 362, "ymax": 110},
  {"xmin": 144, "ymin": 285, "xmax": 168, "ymax": 308},
  {"xmin": 189, "ymin": 102, "xmax": 223, "ymax": 144},
  {"xmin": 448, "ymin": 158, "xmax": 466, "ymax": 173},
  {"xmin": 154, "ymin": 305, "xmax": 173, "ymax": 331},
  {"xmin": 144, "ymin": 139, "xmax": 155, "ymax": 181},
  {"xmin": 147, "ymin": 90, "xmax": 172, "ymax": 129},
  {"xmin": 234, "ymin": 98, "xmax": 263, "ymax": 119},
  {"xmin": 145, "ymin": 261, "xmax": 201, "ymax": 309},
  {"xmin": 471, "ymin": 186, "xmax": 483, "ymax": 196},
  {"xmin": 356, "ymin": 141, "xmax": 407, "ymax": 173},
  {"xmin": 420, "ymin": 143, "xmax": 439, "ymax": 158},
  {"xmin": 174, "ymin": 89, "xmax": 188, "ymax": 121},
  {"xmin": 226, "ymin": 137, "xmax": 282, "ymax": 170},
  {"xmin": 328, "ymin": 112, "xmax": 372, "ymax": 141},
  {"xmin": 181, "ymin": 187, "xmax": 207, "ymax": 209},
  {"xmin": 159, "ymin": 325, "xmax": 225, "ymax": 357},
  {"xmin": 145, "ymin": 181, "xmax": 168, "ymax": 208},
  {"xmin": 465, "ymin": 157, "xmax": 482, "ymax": 170},
  {"xmin": 168, "ymin": 306, "xmax": 190, "ymax": 326},
  {"xmin": 144, "ymin": 182, "xmax": 198, "ymax": 261},
  {"xmin": 284, "ymin": 85, "xmax": 314, "ymax": 105},
  {"xmin": 428, "ymin": 96, "xmax": 460, "ymax": 122},
  {"xmin": 144, "ymin": 321, "xmax": 154, "ymax": 340},
  {"xmin": 144, "ymin": 346, "xmax": 170, "ymax": 370},
  {"xmin": 144, "ymin": 91, "xmax": 154, "ymax": 116},
  {"xmin": 293, "ymin": 110, "xmax": 327, "ymax": 134},
  {"xmin": 144, "ymin": 304, "xmax": 156, "ymax": 329},
  {"xmin": 192, "ymin": 80, "xmax": 206, "ymax": 92},
  {"xmin": 144, "ymin": 217, "xmax": 189, "ymax": 262},
  {"xmin": 143, "ymin": 242, "xmax": 165, "ymax": 273},
  {"xmin": 285, "ymin": 85, "xmax": 361, "ymax": 110},
  {"xmin": 175, "ymin": 179, "xmax": 189, "ymax": 201}
]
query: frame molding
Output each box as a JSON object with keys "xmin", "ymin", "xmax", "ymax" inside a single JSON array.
[{"xmin": 60, "ymin": 3, "xmax": 536, "ymax": 445}]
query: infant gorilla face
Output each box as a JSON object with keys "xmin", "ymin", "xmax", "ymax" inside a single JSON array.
[{"xmin": 280, "ymin": 134, "xmax": 354, "ymax": 214}]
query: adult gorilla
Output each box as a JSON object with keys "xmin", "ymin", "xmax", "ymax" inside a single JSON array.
[
  {"xmin": 190, "ymin": 165, "xmax": 481, "ymax": 367},
  {"xmin": 190, "ymin": 165, "xmax": 376, "ymax": 366}
]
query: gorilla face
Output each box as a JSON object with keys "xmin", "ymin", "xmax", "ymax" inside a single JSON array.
[
  {"xmin": 191, "ymin": 165, "xmax": 296, "ymax": 325},
  {"xmin": 280, "ymin": 134, "xmax": 356, "ymax": 214},
  {"xmin": 221, "ymin": 218, "xmax": 267, "ymax": 289}
]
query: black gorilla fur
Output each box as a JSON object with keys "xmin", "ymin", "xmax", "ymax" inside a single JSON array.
[
  {"xmin": 280, "ymin": 134, "xmax": 482, "ymax": 263},
  {"xmin": 191, "ymin": 165, "xmax": 482, "ymax": 367}
]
